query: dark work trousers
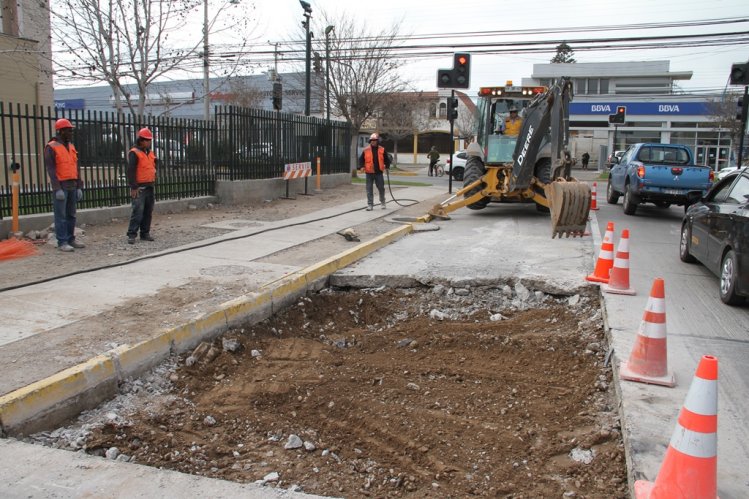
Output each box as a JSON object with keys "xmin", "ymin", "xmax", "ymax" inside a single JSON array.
[
  {"xmin": 365, "ymin": 172, "xmax": 385, "ymax": 207},
  {"xmin": 429, "ymin": 160, "xmax": 438, "ymax": 176},
  {"xmin": 127, "ymin": 186, "xmax": 155, "ymax": 238},
  {"xmin": 52, "ymin": 185, "xmax": 78, "ymax": 246}
]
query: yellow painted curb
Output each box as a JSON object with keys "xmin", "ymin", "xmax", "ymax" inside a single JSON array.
[{"xmin": 0, "ymin": 354, "xmax": 116, "ymax": 435}]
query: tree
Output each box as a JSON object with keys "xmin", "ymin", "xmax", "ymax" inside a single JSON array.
[
  {"xmin": 707, "ymin": 91, "xmax": 746, "ymax": 162},
  {"xmin": 222, "ymin": 77, "xmax": 266, "ymax": 109},
  {"xmin": 313, "ymin": 11, "xmax": 408, "ymax": 173},
  {"xmin": 377, "ymin": 92, "xmax": 429, "ymax": 165},
  {"xmin": 454, "ymin": 99, "xmax": 478, "ymax": 144},
  {"xmin": 50, "ymin": 0, "xmax": 254, "ymax": 117},
  {"xmin": 551, "ymin": 42, "xmax": 576, "ymax": 64}
]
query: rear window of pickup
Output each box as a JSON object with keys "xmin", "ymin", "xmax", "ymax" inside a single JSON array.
[{"xmin": 636, "ymin": 146, "xmax": 690, "ymax": 165}]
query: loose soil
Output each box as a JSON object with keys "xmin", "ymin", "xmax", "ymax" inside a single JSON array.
[{"xmin": 42, "ymin": 286, "xmax": 627, "ymax": 498}]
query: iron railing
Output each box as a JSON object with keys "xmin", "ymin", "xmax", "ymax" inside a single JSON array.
[{"xmin": 0, "ymin": 102, "xmax": 351, "ymax": 219}]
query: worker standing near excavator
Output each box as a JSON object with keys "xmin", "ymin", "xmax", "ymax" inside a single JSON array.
[
  {"xmin": 503, "ymin": 106, "xmax": 523, "ymax": 137},
  {"xmin": 358, "ymin": 133, "xmax": 391, "ymax": 211}
]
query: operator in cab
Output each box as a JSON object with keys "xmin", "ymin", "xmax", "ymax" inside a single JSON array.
[{"xmin": 503, "ymin": 106, "xmax": 523, "ymax": 137}]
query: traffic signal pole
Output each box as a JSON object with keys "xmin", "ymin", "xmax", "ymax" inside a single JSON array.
[
  {"xmin": 739, "ymin": 85, "xmax": 748, "ymax": 167},
  {"xmin": 449, "ymin": 89, "xmax": 455, "ymax": 194}
]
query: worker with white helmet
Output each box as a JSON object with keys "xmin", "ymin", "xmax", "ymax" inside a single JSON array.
[
  {"xmin": 45, "ymin": 118, "xmax": 85, "ymax": 252},
  {"xmin": 126, "ymin": 127, "xmax": 158, "ymax": 244},
  {"xmin": 358, "ymin": 132, "xmax": 391, "ymax": 210}
]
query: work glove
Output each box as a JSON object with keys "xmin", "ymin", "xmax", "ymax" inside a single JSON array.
[
  {"xmin": 76, "ymin": 189, "xmax": 83, "ymax": 202},
  {"xmin": 55, "ymin": 189, "xmax": 65, "ymax": 201}
]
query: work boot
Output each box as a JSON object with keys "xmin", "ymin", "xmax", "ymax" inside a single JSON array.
[
  {"xmin": 58, "ymin": 243, "xmax": 74, "ymax": 252},
  {"xmin": 127, "ymin": 236, "xmax": 136, "ymax": 245},
  {"xmin": 69, "ymin": 240, "xmax": 86, "ymax": 249},
  {"xmin": 381, "ymin": 202, "xmax": 387, "ymax": 210},
  {"xmin": 140, "ymin": 234, "xmax": 155, "ymax": 242},
  {"xmin": 366, "ymin": 205, "xmax": 373, "ymax": 211}
]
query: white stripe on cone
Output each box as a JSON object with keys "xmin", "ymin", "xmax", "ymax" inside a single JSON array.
[
  {"xmin": 668, "ymin": 422, "xmax": 717, "ymax": 459},
  {"xmin": 683, "ymin": 378, "xmax": 718, "ymax": 416},
  {"xmin": 638, "ymin": 321, "xmax": 667, "ymax": 339},
  {"xmin": 644, "ymin": 297, "xmax": 666, "ymax": 314}
]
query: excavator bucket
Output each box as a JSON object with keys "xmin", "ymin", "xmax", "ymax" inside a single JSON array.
[{"xmin": 545, "ymin": 180, "xmax": 591, "ymax": 238}]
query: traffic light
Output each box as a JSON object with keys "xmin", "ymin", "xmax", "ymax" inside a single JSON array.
[
  {"xmin": 729, "ymin": 63, "xmax": 749, "ymax": 85},
  {"xmin": 313, "ymin": 52, "xmax": 322, "ymax": 73},
  {"xmin": 447, "ymin": 96, "xmax": 459, "ymax": 121},
  {"xmin": 737, "ymin": 98, "xmax": 746, "ymax": 122},
  {"xmin": 272, "ymin": 82, "xmax": 282, "ymax": 111},
  {"xmin": 436, "ymin": 52, "xmax": 471, "ymax": 89},
  {"xmin": 609, "ymin": 105, "xmax": 626, "ymax": 124},
  {"xmin": 453, "ymin": 53, "xmax": 470, "ymax": 89}
]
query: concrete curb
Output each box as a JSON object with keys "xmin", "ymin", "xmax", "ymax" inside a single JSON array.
[{"xmin": 0, "ymin": 224, "xmax": 413, "ymax": 437}]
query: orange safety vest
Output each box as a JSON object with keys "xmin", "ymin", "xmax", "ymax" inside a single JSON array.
[
  {"xmin": 130, "ymin": 147, "xmax": 157, "ymax": 184},
  {"xmin": 362, "ymin": 146, "xmax": 386, "ymax": 174},
  {"xmin": 47, "ymin": 140, "xmax": 79, "ymax": 181},
  {"xmin": 504, "ymin": 117, "xmax": 523, "ymax": 137}
]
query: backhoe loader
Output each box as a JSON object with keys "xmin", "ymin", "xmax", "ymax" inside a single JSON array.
[{"xmin": 429, "ymin": 77, "xmax": 591, "ymax": 238}]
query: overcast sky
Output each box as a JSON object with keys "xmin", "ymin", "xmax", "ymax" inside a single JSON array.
[
  {"xmin": 53, "ymin": 0, "xmax": 748, "ymax": 95},
  {"xmin": 241, "ymin": 0, "xmax": 749, "ymax": 95}
]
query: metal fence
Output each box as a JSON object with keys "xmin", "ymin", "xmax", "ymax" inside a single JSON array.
[{"xmin": 0, "ymin": 102, "xmax": 351, "ymax": 219}]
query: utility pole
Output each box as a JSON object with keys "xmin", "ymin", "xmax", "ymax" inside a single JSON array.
[
  {"xmin": 202, "ymin": 0, "xmax": 210, "ymax": 121},
  {"xmin": 300, "ymin": 1, "xmax": 312, "ymax": 116},
  {"xmin": 325, "ymin": 25, "xmax": 334, "ymax": 121}
]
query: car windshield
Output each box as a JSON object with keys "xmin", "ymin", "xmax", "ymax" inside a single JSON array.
[{"xmin": 636, "ymin": 146, "xmax": 689, "ymax": 165}]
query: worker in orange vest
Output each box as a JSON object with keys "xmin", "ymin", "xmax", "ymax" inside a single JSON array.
[
  {"xmin": 45, "ymin": 118, "xmax": 85, "ymax": 252},
  {"xmin": 126, "ymin": 128, "xmax": 158, "ymax": 244},
  {"xmin": 358, "ymin": 133, "xmax": 391, "ymax": 210}
]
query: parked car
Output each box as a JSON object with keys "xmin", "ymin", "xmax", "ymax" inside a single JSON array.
[
  {"xmin": 607, "ymin": 143, "xmax": 714, "ymax": 215},
  {"xmin": 237, "ymin": 142, "xmax": 273, "ymax": 160},
  {"xmin": 153, "ymin": 139, "xmax": 186, "ymax": 166},
  {"xmin": 606, "ymin": 150, "xmax": 625, "ymax": 166},
  {"xmin": 445, "ymin": 150, "xmax": 467, "ymax": 180},
  {"xmin": 716, "ymin": 165, "xmax": 739, "ymax": 181},
  {"xmin": 679, "ymin": 167, "xmax": 749, "ymax": 304}
]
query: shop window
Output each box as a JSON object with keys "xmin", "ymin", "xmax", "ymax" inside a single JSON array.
[{"xmin": 600, "ymin": 79, "xmax": 609, "ymax": 94}]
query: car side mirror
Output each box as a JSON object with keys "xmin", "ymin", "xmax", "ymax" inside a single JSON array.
[
  {"xmin": 612, "ymin": 156, "xmax": 621, "ymax": 164},
  {"xmin": 686, "ymin": 191, "xmax": 702, "ymax": 204}
]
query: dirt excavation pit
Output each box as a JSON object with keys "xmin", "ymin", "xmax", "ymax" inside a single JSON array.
[{"xmin": 31, "ymin": 285, "xmax": 628, "ymax": 498}]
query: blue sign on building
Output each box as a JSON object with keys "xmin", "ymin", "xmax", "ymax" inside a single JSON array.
[
  {"xmin": 54, "ymin": 99, "xmax": 85, "ymax": 110},
  {"xmin": 571, "ymin": 102, "xmax": 709, "ymax": 116}
]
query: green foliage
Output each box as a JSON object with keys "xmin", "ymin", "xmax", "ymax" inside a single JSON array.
[{"xmin": 551, "ymin": 43, "xmax": 576, "ymax": 64}]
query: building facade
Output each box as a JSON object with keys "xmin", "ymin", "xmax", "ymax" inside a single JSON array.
[
  {"xmin": 0, "ymin": 0, "xmax": 53, "ymax": 107},
  {"xmin": 528, "ymin": 61, "xmax": 737, "ymax": 170}
]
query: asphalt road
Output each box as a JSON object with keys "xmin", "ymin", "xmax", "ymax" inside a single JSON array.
[{"xmin": 591, "ymin": 180, "xmax": 749, "ymax": 498}]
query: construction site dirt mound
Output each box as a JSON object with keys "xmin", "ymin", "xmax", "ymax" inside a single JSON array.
[{"xmin": 35, "ymin": 286, "xmax": 627, "ymax": 498}]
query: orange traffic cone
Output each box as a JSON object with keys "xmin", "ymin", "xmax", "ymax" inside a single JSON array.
[
  {"xmin": 635, "ymin": 355, "xmax": 718, "ymax": 498},
  {"xmin": 619, "ymin": 277, "xmax": 675, "ymax": 387},
  {"xmin": 603, "ymin": 229, "xmax": 635, "ymax": 295},
  {"xmin": 586, "ymin": 221, "xmax": 615, "ymax": 283},
  {"xmin": 590, "ymin": 181, "xmax": 599, "ymax": 210}
]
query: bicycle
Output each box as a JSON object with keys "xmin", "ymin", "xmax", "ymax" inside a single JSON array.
[{"xmin": 433, "ymin": 161, "xmax": 445, "ymax": 177}]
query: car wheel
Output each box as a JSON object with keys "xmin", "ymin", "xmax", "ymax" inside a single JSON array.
[
  {"xmin": 654, "ymin": 201, "xmax": 671, "ymax": 208},
  {"xmin": 452, "ymin": 167, "xmax": 464, "ymax": 181},
  {"xmin": 719, "ymin": 250, "xmax": 743, "ymax": 305},
  {"xmin": 606, "ymin": 179, "xmax": 620, "ymax": 204},
  {"xmin": 622, "ymin": 183, "xmax": 638, "ymax": 215},
  {"xmin": 679, "ymin": 222, "xmax": 696, "ymax": 263}
]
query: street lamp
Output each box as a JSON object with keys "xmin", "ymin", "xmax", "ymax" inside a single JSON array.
[
  {"xmin": 325, "ymin": 24, "xmax": 334, "ymax": 121},
  {"xmin": 203, "ymin": 0, "xmax": 240, "ymax": 121},
  {"xmin": 300, "ymin": 0, "xmax": 312, "ymax": 116}
]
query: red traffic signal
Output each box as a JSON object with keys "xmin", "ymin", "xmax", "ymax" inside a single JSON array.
[
  {"xmin": 436, "ymin": 53, "xmax": 471, "ymax": 89},
  {"xmin": 609, "ymin": 106, "xmax": 626, "ymax": 124}
]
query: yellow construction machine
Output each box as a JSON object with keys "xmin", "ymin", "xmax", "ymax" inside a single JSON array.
[{"xmin": 428, "ymin": 77, "xmax": 591, "ymax": 238}]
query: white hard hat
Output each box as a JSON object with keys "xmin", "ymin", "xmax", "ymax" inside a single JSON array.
[{"xmin": 369, "ymin": 133, "xmax": 379, "ymax": 141}]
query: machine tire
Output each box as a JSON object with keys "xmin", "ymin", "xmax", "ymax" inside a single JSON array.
[
  {"xmin": 719, "ymin": 250, "xmax": 743, "ymax": 305},
  {"xmin": 606, "ymin": 179, "xmax": 620, "ymax": 204},
  {"xmin": 679, "ymin": 222, "xmax": 697, "ymax": 263},
  {"xmin": 463, "ymin": 156, "xmax": 490, "ymax": 210},
  {"xmin": 623, "ymin": 183, "xmax": 639, "ymax": 215},
  {"xmin": 534, "ymin": 158, "xmax": 552, "ymax": 184},
  {"xmin": 654, "ymin": 201, "xmax": 671, "ymax": 208},
  {"xmin": 451, "ymin": 167, "xmax": 464, "ymax": 181}
]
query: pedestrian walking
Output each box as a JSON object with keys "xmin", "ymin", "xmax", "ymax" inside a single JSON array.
[
  {"xmin": 427, "ymin": 146, "xmax": 440, "ymax": 177},
  {"xmin": 581, "ymin": 152, "xmax": 590, "ymax": 170},
  {"xmin": 45, "ymin": 118, "xmax": 85, "ymax": 252},
  {"xmin": 358, "ymin": 133, "xmax": 391, "ymax": 210},
  {"xmin": 126, "ymin": 128, "xmax": 158, "ymax": 244}
]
